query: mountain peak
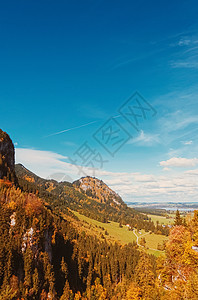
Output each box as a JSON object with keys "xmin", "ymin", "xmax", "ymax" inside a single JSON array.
[{"xmin": 73, "ymin": 176, "xmax": 124, "ymax": 207}]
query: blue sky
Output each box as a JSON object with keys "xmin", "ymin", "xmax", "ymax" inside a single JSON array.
[{"xmin": 1, "ymin": 0, "xmax": 198, "ymax": 202}]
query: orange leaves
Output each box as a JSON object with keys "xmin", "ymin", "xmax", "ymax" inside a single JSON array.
[
  {"xmin": 157, "ymin": 211, "xmax": 198, "ymax": 296},
  {"xmin": 0, "ymin": 179, "xmax": 12, "ymax": 187},
  {"xmin": 182, "ymin": 240, "xmax": 198, "ymax": 267},
  {"xmin": 25, "ymin": 194, "xmax": 43, "ymax": 217},
  {"xmin": 166, "ymin": 225, "xmax": 191, "ymax": 262},
  {"xmin": 125, "ymin": 282, "xmax": 141, "ymax": 300},
  {"xmin": 0, "ymin": 186, "xmax": 43, "ymax": 217}
]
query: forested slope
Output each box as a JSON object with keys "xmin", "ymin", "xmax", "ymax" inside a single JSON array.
[{"xmin": 15, "ymin": 164, "xmax": 169, "ymax": 235}]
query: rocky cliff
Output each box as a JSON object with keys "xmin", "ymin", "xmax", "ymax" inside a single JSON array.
[{"xmin": 0, "ymin": 129, "xmax": 17, "ymax": 183}]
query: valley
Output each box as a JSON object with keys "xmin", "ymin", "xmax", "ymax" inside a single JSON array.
[
  {"xmin": 0, "ymin": 128, "xmax": 198, "ymax": 299},
  {"xmin": 66, "ymin": 210, "xmax": 169, "ymax": 257}
]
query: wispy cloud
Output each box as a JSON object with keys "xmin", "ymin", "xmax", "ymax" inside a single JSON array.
[
  {"xmin": 170, "ymin": 34, "xmax": 198, "ymax": 69},
  {"xmin": 128, "ymin": 130, "xmax": 160, "ymax": 146},
  {"xmin": 110, "ymin": 48, "xmax": 164, "ymax": 71},
  {"xmin": 177, "ymin": 38, "xmax": 191, "ymax": 46},
  {"xmin": 62, "ymin": 141, "xmax": 77, "ymax": 147},
  {"xmin": 156, "ymin": 109, "xmax": 198, "ymax": 147},
  {"xmin": 183, "ymin": 140, "xmax": 193, "ymax": 145},
  {"xmin": 171, "ymin": 60, "xmax": 198, "ymax": 69}
]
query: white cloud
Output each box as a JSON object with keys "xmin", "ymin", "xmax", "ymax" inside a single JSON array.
[
  {"xmin": 131, "ymin": 173, "xmax": 155, "ymax": 182},
  {"xmin": 183, "ymin": 140, "xmax": 193, "ymax": 145},
  {"xmin": 15, "ymin": 148, "xmax": 74, "ymax": 179},
  {"xmin": 15, "ymin": 148, "xmax": 198, "ymax": 203},
  {"xmin": 185, "ymin": 169, "xmax": 198, "ymax": 176},
  {"xmin": 160, "ymin": 157, "xmax": 198, "ymax": 168},
  {"xmin": 16, "ymin": 148, "xmax": 68, "ymax": 165},
  {"xmin": 163, "ymin": 167, "xmax": 171, "ymax": 171},
  {"xmin": 129, "ymin": 130, "xmax": 160, "ymax": 146}
]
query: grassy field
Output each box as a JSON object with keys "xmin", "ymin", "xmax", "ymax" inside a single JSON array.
[
  {"xmin": 147, "ymin": 214, "xmax": 174, "ymax": 225},
  {"xmin": 134, "ymin": 229, "xmax": 168, "ymax": 256},
  {"xmin": 145, "ymin": 232, "xmax": 168, "ymax": 248},
  {"xmin": 71, "ymin": 211, "xmax": 168, "ymax": 257},
  {"xmin": 73, "ymin": 211, "xmax": 137, "ymax": 244},
  {"xmin": 147, "ymin": 249, "xmax": 164, "ymax": 257}
]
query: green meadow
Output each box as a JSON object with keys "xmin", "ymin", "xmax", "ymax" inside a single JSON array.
[
  {"xmin": 72, "ymin": 211, "xmax": 168, "ymax": 256},
  {"xmin": 147, "ymin": 214, "xmax": 174, "ymax": 225}
]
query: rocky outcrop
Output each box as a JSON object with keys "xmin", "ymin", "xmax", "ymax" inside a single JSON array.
[
  {"xmin": 0, "ymin": 129, "xmax": 17, "ymax": 183},
  {"xmin": 73, "ymin": 176, "xmax": 124, "ymax": 207}
]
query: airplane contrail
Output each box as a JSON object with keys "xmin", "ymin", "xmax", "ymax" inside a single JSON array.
[
  {"xmin": 44, "ymin": 120, "xmax": 98, "ymax": 137},
  {"xmin": 44, "ymin": 114, "xmax": 122, "ymax": 138}
]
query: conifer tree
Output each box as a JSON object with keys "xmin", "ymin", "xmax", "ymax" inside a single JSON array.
[
  {"xmin": 60, "ymin": 280, "xmax": 73, "ymax": 300},
  {"xmin": 174, "ymin": 209, "xmax": 183, "ymax": 226},
  {"xmin": 32, "ymin": 267, "xmax": 40, "ymax": 297},
  {"xmin": 134, "ymin": 252, "xmax": 155, "ymax": 299},
  {"xmin": 24, "ymin": 248, "xmax": 33, "ymax": 289}
]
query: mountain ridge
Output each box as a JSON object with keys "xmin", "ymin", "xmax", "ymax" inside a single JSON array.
[
  {"xmin": 15, "ymin": 163, "xmax": 136, "ymax": 224},
  {"xmin": 15, "ymin": 164, "xmax": 125, "ymax": 208}
]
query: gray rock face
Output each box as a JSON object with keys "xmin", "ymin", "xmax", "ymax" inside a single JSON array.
[{"xmin": 0, "ymin": 129, "xmax": 16, "ymax": 182}]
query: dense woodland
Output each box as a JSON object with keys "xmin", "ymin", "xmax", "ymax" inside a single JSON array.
[
  {"xmin": 0, "ymin": 184, "xmax": 152, "ymax": 299},
  {"xmin": 0, "ymin": 182, "xmax": 198, "ymax": 299}
]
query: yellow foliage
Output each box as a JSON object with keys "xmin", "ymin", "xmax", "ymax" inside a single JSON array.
[
  {"xmin": 74, "ymin": 291, "xmax": 82, "ymax": 299},
  {"xmin": 125, "ymin": 282, "xmax": 141, "ymax": 299}
]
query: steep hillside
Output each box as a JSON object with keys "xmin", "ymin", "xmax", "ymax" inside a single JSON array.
[
  {"xmin": 15, "ymin": 164, "xmax": 170, "ymax": 235},
  {"xmin": 73, "ymin": 176, "xmax": 124, "ymax": 208},
  {"xmin": 0, "ymin": 184, "xmax": 145, "ymax": 299},
  {"xmin": 15, "ymin": 163, "xmax": 60, "ymax": 192},
  {"xmin": 16, "ymin": 166, "xmax": 124, "ymax": 209},
  {"xmin": 15, "ymin": 164, "xmax": 160, "ymax": 232}
]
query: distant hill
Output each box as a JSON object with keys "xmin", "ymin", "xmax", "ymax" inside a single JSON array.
[
  {"xmin": 15, "ymin": 163, "xmax": 167, "ymax": 235},
  {"xmin": 15, "ymin": 165, "xmax": 124, "ymax": 209},
  {"xmin": 15, "ymin": 164, "xmax": 135, "ymax": 223},
  {"xmin": 73, "ymin": 176, "xmax": 124, "ymax": 208}
]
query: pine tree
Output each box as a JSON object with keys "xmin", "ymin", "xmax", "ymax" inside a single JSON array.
[
  {"xmin": 32, "ymin": 268, "xmax": 40, "ymax": 296},
  {"xmin": 24, "ymin": 248, "xmax": 33, "ymax": 289},
  {"xmin": 134, "ymin": 252, "xmax": 155, "ymax": 299},
  {"xmin": 61, "ymin": 257, "xmax": 68, "ymax": 279},
  {"xmin": 174, "ymin": 210, "xmax": 183, "ymax": 226},
  {"xmin": 60, "ymin": 280, "xmax": 73, "ymax": 300}
]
